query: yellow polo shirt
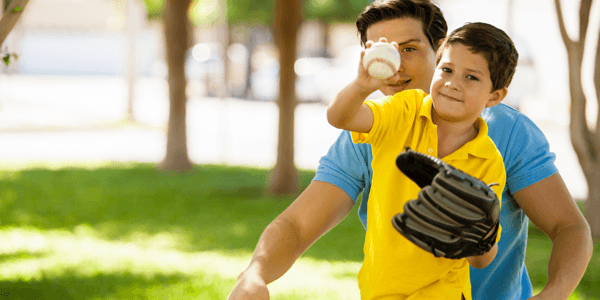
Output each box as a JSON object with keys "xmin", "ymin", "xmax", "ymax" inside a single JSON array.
[{"xmin": 352, "ymin": 89, "xmax": 505, "ymax": 300}]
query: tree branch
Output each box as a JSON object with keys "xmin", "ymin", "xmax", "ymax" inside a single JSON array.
[
  {"xmin": 554, "ymin": 0, "xmax": 573, "ymax": 45},
  {"xmin": 0, "ymin": 0, "xmax": 30, "ymax": 48},
  {"xmin": 579, "ymin": 0, "xmax": 592, "ymax": 42}
]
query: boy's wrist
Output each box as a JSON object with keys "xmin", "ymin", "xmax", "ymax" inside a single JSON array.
[{"xmin": 351, "ymin": 78, "xmax": 379, "ymax": 99}]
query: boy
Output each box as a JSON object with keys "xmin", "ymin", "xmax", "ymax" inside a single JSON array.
[{"xmin": 327, "ymin": 22, "xmax": 518, "ymax": 299}]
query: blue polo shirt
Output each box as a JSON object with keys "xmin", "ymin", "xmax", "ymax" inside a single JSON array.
[{"xmin": 314, "ymin": 103, "xmax": 558, "ymax": 300}]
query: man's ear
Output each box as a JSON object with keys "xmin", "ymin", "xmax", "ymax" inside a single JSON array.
[{"xmin": 486, "ymin": 87, "xmax": 507, "ymax": 107}]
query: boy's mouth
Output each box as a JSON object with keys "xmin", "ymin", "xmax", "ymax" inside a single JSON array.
[{"xmin": 439, "ymin": 92, "xmax": 462, "ymax": 102}]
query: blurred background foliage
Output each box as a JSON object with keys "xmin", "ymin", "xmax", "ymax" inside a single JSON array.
[{"xmin": 140, "ymin": 0, "xmax": 367, "ymax": 25}]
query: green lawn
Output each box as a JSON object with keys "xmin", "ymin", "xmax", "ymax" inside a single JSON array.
[{"xmin": 0, "ymin": 163, "xmax": 597, "ymax": 299}]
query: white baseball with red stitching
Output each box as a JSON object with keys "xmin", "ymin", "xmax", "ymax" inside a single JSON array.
[{"xmin": 362, "ymin": 42, "xmax": 401, "ymax": 80}]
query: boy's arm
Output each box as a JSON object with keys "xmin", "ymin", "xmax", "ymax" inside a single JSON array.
[
  {"xmin": 466, "ymin": 238, "xmax": 498, "ymax": 269},
  {"xmin": 327, "ymin": 79, "xmax": 376, "ymax": 133},
  {"xmin": 327, "ymin": 38, "xmax": 399, "ymax": 133}
]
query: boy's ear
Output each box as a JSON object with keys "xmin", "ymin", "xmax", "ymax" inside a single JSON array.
[{"xmin": 486, "ymin": 87, "xmax": 508, "ymax": 107}]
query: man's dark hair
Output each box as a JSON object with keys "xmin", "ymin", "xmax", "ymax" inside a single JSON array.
[
  {"xmin": 356, "ymin": 0, "xmax": 448, "ymax": 51},
  {"xmin": 436, "ymin": 22, "xmax": 519, "ymax": 91}
]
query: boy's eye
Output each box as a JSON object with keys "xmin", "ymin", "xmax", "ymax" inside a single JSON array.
[
  {"xmin": 441, "ymin": 67, "xmax": 451, "ymax": 73},
  {"xmin": 467, "ymin": 75, "xmax": 479, "ymax": 81},
  {"xmin": 402, "ymin": 47, "xmax": 417, "ymax": 53}
]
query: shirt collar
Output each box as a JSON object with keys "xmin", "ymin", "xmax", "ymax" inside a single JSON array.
[{"xmin": 419, "ymin": 95, "xmax": 497, "ymax": 160}]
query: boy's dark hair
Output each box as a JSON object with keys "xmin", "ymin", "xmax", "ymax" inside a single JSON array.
[
  {"xmin": 436, "ymin": 22, "xmax": 519, "ymax": 91},
  {"xmin": 356, "ymin": 0, "xmax": 448, "ymax": 51}
]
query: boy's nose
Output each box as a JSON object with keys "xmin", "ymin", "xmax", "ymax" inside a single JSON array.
[{"xmin": 445, "ymin": 80, "xmax": 459, "ymax": 90}]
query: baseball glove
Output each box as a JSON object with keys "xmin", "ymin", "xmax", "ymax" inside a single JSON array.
[{"xmin": 391, "ymin": 147, "xmax": 500, "ymax": 259}]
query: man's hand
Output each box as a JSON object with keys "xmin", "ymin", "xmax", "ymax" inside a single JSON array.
[{"xmin": 227, "ymin": 270, "xmax": 270, "ymax": 300}]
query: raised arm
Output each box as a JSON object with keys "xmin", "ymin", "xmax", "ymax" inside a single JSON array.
[
  {"xmin": 327, "ymin": 78, "xmax": 376, "ymax": 133},
  {"xmin": 515, "ymin": 173, "xmax": 593, "ymax": 300},
  {"xmin": 327, "ymin": 38, "xmax": 399, "ymax": 133},
  {"xmin": 227, "ymin": 181, "xmax": 354, "ymax": 300}
]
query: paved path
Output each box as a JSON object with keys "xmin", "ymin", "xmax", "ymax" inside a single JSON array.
[{"xmin": 0, "ymin": 75, "xmax": 588, "ymax": 200}]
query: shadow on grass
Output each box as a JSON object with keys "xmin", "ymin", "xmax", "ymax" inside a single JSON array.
[
  {"xmin": 0, "ymin": 251, "xmax": 49, "ymax": 264},
  {"xmin": 0, "ymin": 270, "xmax": 208, "ymax": 300},
  {"xmin": 0, "ymin": 164, "xmax": 365, "ymax": 262}
]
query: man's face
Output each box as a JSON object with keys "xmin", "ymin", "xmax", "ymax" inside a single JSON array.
[
  {"xmin": 430, "ymin": 43, "xmax": 498, "ymax": 122},
  {"xmin": 366, "ymin": 17, "xmax": 437, "ymax": 96}
]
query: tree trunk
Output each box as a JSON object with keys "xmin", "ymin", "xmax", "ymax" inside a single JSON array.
[
  {"xmin": 590, "ymin": 17, "xmax": 600, "ymax": 240},
  {"xmin": 159, "ymin": 0, "xmax": 193, "ymax": 172},
  {"xmin": 585, "ymin": 167, "xmax": 600, "ymax": 239},
  {"xmin": 0, "ymin": 0, "xmax": 29, "ymax": 47},
  {"xmin": 269, "ymin": 0, "xmax": 302, "ymax": 195},
  {"xmin": 554, "ymin": 0, "xmax": 600, "ymax": 240},
  {"xmin": 319, "ymin": 20, "xmax": 330, "ymax": 57}
]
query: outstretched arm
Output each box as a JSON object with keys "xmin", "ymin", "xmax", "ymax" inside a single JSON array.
[
  {"xmin": 516, "ymin": 173, "xmax": 593, "ymax": 300},
  {"xmin": 227, "ymin": 181, "xmax": 354, "ymax": 300}
]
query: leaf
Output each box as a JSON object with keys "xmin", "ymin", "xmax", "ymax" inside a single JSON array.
[
  {"xmin": 12, "ymin": 54, "xmax": 18, "ymax": 60},
  {"xmin": 12, "ymin": 6, "xmax": 22, "ymax": 12},
  {"xmin": 3, "ymin": 54, "xmax": 10, "ymax": 66}
]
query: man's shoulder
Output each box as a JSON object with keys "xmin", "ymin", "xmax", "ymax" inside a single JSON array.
[
  {"xmin": 481, "ymin": 103, "xmax": 522, "ymax": 124},
  {"xmin": 324, "ymin": 131, "xmax": 372, "ymax": 161}
]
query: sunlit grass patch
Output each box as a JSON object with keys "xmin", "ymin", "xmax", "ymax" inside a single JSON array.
[{"xmin": 0, "ymin": 226, "xmax": 361, "ymax": 299}]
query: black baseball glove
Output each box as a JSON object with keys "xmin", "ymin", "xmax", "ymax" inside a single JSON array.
[{"xmin": 391, "ymin": 147, "xmax": 501, "ymax": 259}]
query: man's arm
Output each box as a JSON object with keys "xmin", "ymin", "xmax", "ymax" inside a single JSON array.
[
  {"xmin": 513, "ymin": 173, "xmax": 593, "ymax": 300},
  {"xmin": 227, "ymin": 181, "xmax": 355, "ymax": 300}
]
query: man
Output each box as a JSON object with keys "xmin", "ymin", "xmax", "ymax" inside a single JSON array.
[{"xmin": 227, "ymin": 1, "xmax": 592, "ymax": 299}]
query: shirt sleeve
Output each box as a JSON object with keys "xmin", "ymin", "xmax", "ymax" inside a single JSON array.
[
  {"xmin": 351, "ymin": 90, "xmax": 423, "ymax": 146},
  {"xmin": 313, "ymin": 130, "xmax": 372, "ymax": 204},
  {"xmin": 502, "ymin": 114, "xmax": 558, "ymax": 194}
]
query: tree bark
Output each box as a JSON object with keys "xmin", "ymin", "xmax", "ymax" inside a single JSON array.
[
  {"xmin": 159, "ymin": 0, "xmax": 193, "ymax": 172},
  {"xmin": 0, "ymin": 0, "xmax": 29, "ymax": 48},
  {"xmin": 554, "ymin": 0, "xmax": 600, "ymax": 240},
  {"xmin": 269, "ymin": 0, "xmax": 302, "ymax": 195}
]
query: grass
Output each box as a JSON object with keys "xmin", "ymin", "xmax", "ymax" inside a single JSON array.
[{"xmin": 0, "ymin": 163, "xmax": 597, "ymax": 299}]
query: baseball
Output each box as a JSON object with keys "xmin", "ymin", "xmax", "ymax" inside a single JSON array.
[{"xmin": 362, "ymin": 42, "xmax": 401, "ymax": 80}]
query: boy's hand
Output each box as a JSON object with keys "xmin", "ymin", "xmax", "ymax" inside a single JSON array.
[{"xmin": 356, "ymin": 38, "xmax": 401, "ymax": 93}]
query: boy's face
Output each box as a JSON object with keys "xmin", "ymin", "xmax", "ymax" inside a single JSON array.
[
  {"xmin": 366, "ymin": 17, "xmax": 437, "ymax": 96},
  {"xmin": 430, "ymin": 43, "xmax": 504, "ymax": 122}
]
